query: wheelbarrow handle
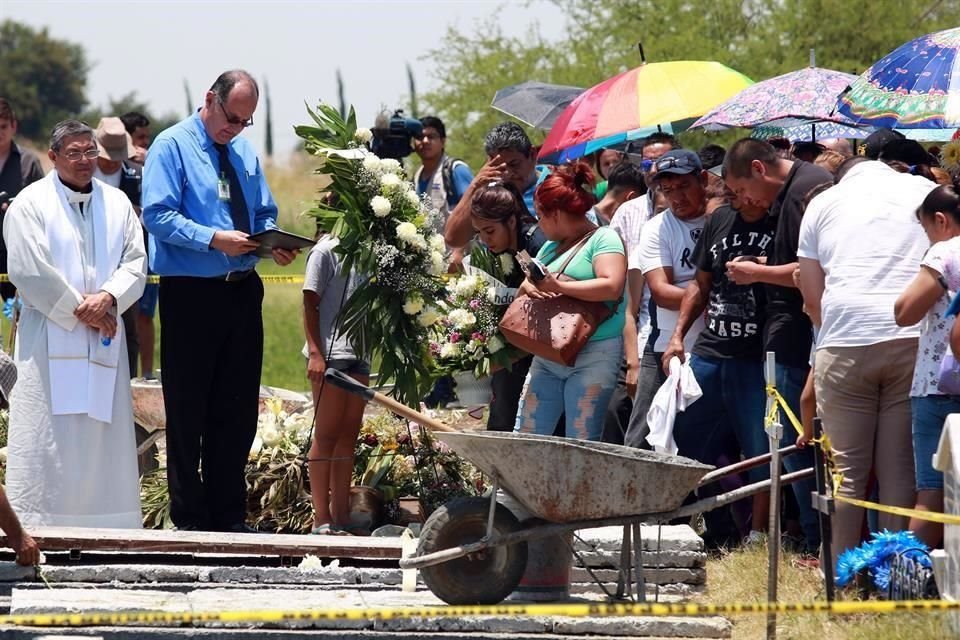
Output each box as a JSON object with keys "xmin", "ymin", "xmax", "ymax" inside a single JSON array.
[{"xmin": 323, "ymin": 369, "xmax": 456, "ymax": 433}]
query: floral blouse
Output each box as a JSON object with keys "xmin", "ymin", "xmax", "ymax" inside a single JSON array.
[{"xmin": 912, "ymin": 236, "xmax": 960, "ymax": 397}]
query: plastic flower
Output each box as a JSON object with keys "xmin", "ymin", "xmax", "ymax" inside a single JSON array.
[
  {"xmin": 380, "ymin": 173, "xmax": 402, "ymax": 190},
  {"xmin": 403, "ymin": 295, "xmax": 425, "ymax": 315},
  {"xmin": 499, "ymin": 253, "xmax": 515, "ymax": 275},
  {"xmin": 429, "ymin": 234, "xmax": 446, "ymax": 252},
  {"xmin": 354, "ymin": 128, "xmax": 373, "ymax": 144},
  {"xmin": 371, "ymin": 195, "xmax": 392, "ymax": 218},
  {"xmin": 362, "ymin": 155, "xmax": 382, "ymax": 174},
  {"xmin": 418, "ymin": 306, "xmax": 441, "ymax": 327},
  {"xmin": 487, "ymin": 336, "xmax": 505, "ymax": 353},
  {"xmin": 440, "ymin": 342, "xmax": 462, "ymax": 358}
]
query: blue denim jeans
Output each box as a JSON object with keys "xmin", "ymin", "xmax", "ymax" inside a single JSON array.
[
  {"xmin": 515, "ymin": 337, "xmax": 623, "ymax": 441},
  {"xmin": 911, "ymin": 394, "xmax": 960, "ymax": 490},
  {"xmin": 774, "ymin": 363, "xmax": 821, "ymax": 551},
  {"xmin": 672, "ymin": 355, "xmax": 769, "ymax": 482}
]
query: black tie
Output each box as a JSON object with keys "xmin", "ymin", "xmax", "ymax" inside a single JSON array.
[{"xmin": 215, "ymin": 143, "xmax": 250, "ymax": 234}]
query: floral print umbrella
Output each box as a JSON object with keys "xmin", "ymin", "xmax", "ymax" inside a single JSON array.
[
  {"xmin": 693, "ymin": 66, "xmax": 859, "ymax": 131},
  {"xmin": 836, "ymin": 27, "xmax": 960, "ymax": 129}
]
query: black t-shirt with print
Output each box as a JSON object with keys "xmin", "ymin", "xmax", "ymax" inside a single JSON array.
[
  {"xmin": 764, "ymin": 161, "xmax": 832, "ymax": 368},
  {"xmin": 692, "ymin": 205, "xmax": 776, "ymax": 361}
]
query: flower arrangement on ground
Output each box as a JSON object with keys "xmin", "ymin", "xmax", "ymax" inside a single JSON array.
[
  {"xmin": 294, "ymin": 104, "xmax": 447, "ymax": 406},
  {"xmin": 140, "ymin": 408, "xmax": 487, "ymax": 532},
  {"xmin": 431, "ymin": 246, "xmax": 521, "ymax": 379}
]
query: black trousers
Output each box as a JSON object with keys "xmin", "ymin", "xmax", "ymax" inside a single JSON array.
[
  {"xmin": 601, "ymin": 358, "xmax": 633, "ymax": 445},
  {"xmin": 122, "ymin": 306, "xmax": 139, "ymax": 377},
  {"xmin": 487, "ymin": 355, "xmax": 533, "ymax": 432},
  {"xmin": 159, "ymin": 274, "xmax": 264, "ymax": 529}
]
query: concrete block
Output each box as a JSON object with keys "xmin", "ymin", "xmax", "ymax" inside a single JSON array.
[
  {"xmin": 575, "ymin": 525, "xmax": 703, "ymax": 553},
  {"xmin": 0, "ymin": 563, "xmax": 37, "ymax": 582},
  {"xmin": 571, "ymin": 566, "xmax": 706, "ymax": 585},
  {"xmin": 553, "ymin": 615, "xmax": 731, "ymax": 638}
]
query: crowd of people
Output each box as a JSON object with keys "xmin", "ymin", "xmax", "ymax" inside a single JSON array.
[{"xmin": 1, "ymin": 63, "xmax": 959, "ymax": 579}]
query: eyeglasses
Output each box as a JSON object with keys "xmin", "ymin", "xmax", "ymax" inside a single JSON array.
[
  {"xmin": 60, "ymin": 148, "xmax": 99, "ymax": 162},
  {"xmin": 640, "ymin": 159, "xmax": 654, "ymax": 172},
  {"xmin": 218, "ymin": 99, "xmax": 254, "ymax": 128}
]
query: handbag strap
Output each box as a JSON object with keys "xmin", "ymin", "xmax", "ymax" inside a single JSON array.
[{"xmin": 548, "ymin": 228, "xmax": 600, "ymax": 277}]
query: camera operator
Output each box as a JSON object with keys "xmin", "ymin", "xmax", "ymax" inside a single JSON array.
[{"xmin": 0, "ymin": 98, "xmax": 45, "ymax": 300}]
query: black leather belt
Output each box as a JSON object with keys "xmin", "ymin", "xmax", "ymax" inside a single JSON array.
[{"xmin": 213, "ymin": 270, "xmax": 254, "ymax": 282}]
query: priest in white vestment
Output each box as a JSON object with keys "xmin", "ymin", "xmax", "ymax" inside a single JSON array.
[{"xmin": 2, "ymin": 120, "xmax": 146, "ymax": 528}]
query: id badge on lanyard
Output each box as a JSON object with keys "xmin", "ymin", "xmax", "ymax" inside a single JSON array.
[{"xmin": 217, "ymin": 173, "xmax": 231, "ymax": 201}]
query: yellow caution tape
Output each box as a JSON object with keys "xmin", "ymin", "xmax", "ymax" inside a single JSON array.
[
  {"xmin": 2, "ymin": 599, "xmax": 960, "ymax": 627},
  {"xmin": 765, "ymin": 384, "xmax": 804, "ymax": 438},
  {"xmin": 0, "ymin": 274, "xmax": 303, "ymax": 285},
  {"xmin": 832, "ymin": 495, "xmax": 960, "ymax": 525}
]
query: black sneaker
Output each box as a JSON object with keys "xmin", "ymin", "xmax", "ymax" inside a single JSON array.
[{"xmin": 173, "ymin": 524, "xmax": 202, "ymax": 532}]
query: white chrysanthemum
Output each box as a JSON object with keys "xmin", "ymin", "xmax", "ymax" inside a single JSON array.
[
  {"xmin": 406, "ymin": 190, "xmax": 421, "ymax": 208},
  {"xmin": 429, "ymin": 234, "xmax": 447, "ymax": 252},
  {"xmin": 261, "ymin": 427, "xmax": 281, "ymax": 447},
  {"xmin": 449, "ymin": 308, "xmax": 477, "ymax": 329},
  {"xmin": 362, "ymin": 155, "xmax": 382, "ymax": 174},
  {"xmin": 403, "ymin": 295, "xmax": 424, "ymax": 315},
  {"xmin": 283, "ymin": 413, "xmax": 309, "ymax": 433},
  {"xmin": 381, "ymin": 158, "xmax": 402, "ymax": 173},
  {"xmin": 418, "ymin": 306, "xmax": 441, "ymax": 327},
  {"xmin": 487, "ymin": 335, "xmax": 505, "ymax": 353},
  {"xmin": 0, "ymin": 446, "xmax": 8, "ymax": 464},
  {"xmin": 453, "ymin": 275, "xmax": 482, "ymax": 297},
  {"xmin": 354, "ymin": 127, "xmax": 373, "ymax": 144},
  {"xmin": 371, "ymin": 195, "xmax": 392, "ymax": 217},
  {"xmin": 499, "ymin": 253, "xmax": 515, "ymax": 275},
  {"xmin": 486, "ymin": 286, "xmax": 497, "ymax": 302},
  {"xmin": 430, "ymin": 250, "xmax": 445, "ymax": 275},
  {"xmin": 440, "ymin": 342, "xmax": 461, "ymax": 358},
  {"xmin": 249, "ymin": 436, "xmax": 263, "ymax": 458},
  {"xmin": 380, "ymin": 173, "xmax": 402, "ymax": 190},
  {"xmin": 396, "ymin": 221, "xmax": 418, "ymax": 243}
]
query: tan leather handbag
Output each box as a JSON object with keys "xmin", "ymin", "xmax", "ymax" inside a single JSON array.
[{"xmin": 498, "ymin": 230, "xmax": 618, "ymax": 366}]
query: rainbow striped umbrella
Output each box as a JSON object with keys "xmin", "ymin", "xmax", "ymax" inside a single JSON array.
[
  {"xmin": 836, "ymin": 27, "xmax": 960, "ymax": 129},
  {"xmin": 538, "ymin": 61, "xmax": 754, "ymax": 164}
]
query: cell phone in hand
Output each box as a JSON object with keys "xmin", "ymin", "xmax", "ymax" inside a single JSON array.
[{"xmin": 516, "ymin": 250, "xmax": 547, "ymax": 281}]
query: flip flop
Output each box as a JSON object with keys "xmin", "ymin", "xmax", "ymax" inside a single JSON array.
[
  {"xmin": 311, "ymin": 523, "xmax": 349, "ymax": 536},
  {"xmin": 332, "ymin": 523, "xmax": 370, "ymax": 536}
]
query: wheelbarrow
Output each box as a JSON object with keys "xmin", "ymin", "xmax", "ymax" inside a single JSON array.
[{"xmin": 324, "ymin": 369, "xmax": 813, "ymax": 605}]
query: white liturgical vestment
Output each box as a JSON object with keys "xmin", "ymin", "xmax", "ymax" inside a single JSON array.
[{"xmin": 3, "ymin": 172, "xmax": 146, "ymax": 527}]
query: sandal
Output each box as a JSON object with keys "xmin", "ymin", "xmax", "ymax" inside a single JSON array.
[{"xmin": 311, "ymin": 523, "xmax": 349, "ymax": 536}]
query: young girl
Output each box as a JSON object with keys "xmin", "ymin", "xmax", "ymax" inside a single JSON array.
[
  {"xmin": 303, "ymin": 233, "xmax": 370, "ymax": 535},
  {"xmin": 894, "ymin": 178, "xmax": 960, "ymax": 547},
  {"xmin": 470, "ymin": 181, "xmax": 546, "ymax": 431}
]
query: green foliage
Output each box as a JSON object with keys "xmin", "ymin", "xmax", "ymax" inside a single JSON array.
[
  {"xmin": 78, "ymin": 91, "xmax": 180, "ymax": 140},
  {"xmin": 423, "ymin": 0, "xmax": 960, "ymax": 167},
  {"xmin": 295, "ymin": 103, "xmax": 447, "ymax": 406},
  {"xmin": 0, "ymin": 20, "xmax": 88, "ymax": 139}
]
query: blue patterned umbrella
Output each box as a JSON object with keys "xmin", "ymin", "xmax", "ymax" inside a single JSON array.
[
  {"xmin": 751, "ymin": 119, "xmax": 874, "ymax": 142},
  {"xmin": 836, "ymin": 27, "xmax": 960, "ymax": 129}
]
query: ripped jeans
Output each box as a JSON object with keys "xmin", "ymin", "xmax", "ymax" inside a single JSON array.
[{"xmin": 514, "ymin": 336, "xmax": 623, "ymax": 441}]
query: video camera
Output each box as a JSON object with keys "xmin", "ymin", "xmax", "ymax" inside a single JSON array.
[{"xmin": 371, "ymin": 109, "xmax": 422, "ymax": 160}]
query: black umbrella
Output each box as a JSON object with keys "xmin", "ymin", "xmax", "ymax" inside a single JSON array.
[{"xmin": 491, "ymin": 81, "xmax": 584, "ymax": 130}]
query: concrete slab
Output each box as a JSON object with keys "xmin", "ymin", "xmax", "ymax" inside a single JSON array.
[{"xmin": 575, "ymin": 525, "xmax": 703, "ymax": 553}]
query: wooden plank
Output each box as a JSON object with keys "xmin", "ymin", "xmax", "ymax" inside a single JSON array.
[{"xmin": 0, "ymin": 526, "xmax": 402, "ymax": 560}]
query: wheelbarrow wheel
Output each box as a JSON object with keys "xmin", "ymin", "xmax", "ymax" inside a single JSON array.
[{"xmin": 418, "ymin": 496, "xmax": 527, "ymax": 605}]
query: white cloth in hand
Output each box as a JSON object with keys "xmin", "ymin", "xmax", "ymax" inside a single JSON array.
[{"xmin": 646, "ymin": 355, "xmax": 702, "ymax": 455}]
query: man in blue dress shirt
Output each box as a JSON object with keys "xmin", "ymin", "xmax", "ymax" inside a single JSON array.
[{"xmin": 142, "ymin": 69, "xmax": 297, "ymax": 533}]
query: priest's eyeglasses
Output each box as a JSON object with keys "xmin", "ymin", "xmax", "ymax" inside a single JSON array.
[
  {"xmin": 218, "ymin": 99, "xmax": 254, "ymax": 128},
  {"xmin": 60, "ymin": 148, "xmax": 100, "ymax": 162}
]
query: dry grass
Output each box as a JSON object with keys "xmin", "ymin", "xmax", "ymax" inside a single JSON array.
[{"xmin": 701, "ymin": 544, "xmax": 951, "ymax": 639}]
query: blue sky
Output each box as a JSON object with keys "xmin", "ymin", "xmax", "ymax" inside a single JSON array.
[{"xmin": 3, "ymin": 0, "xmax": 566, "ymax": 158}]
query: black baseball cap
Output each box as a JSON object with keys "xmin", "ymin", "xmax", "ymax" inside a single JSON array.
[{"xmin": 860, "ymin": 128, "xmax": 905, "ymax": 159}]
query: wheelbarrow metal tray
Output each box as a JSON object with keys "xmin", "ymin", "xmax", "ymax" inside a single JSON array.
[{"xmin": 436, "ymin": 431, "xmax": 713, "ymax": 523}]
